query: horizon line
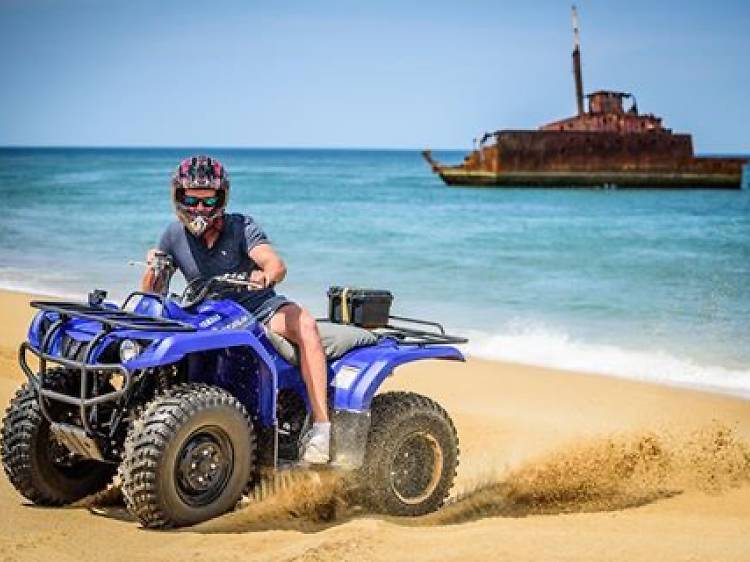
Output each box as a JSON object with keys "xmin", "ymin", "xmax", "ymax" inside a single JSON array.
[
  {"xmin": 0, "ymin": 144, "xmax": 466, "ymax": 152},
  {"xmin": 1, "ymin": 145, "xmax": 748, "ymax": 158}
]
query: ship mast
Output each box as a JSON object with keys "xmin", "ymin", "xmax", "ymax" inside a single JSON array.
[{"xmin": 571, "ymin": 5, "xmax": 585, "ymax": 115}]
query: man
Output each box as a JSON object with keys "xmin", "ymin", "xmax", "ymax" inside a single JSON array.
[{"xmin": 141, "ymin": 155, "xmax": 330, "ymax": 463}]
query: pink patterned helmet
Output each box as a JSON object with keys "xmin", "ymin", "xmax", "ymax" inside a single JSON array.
[{"xmin": 171, "ymin": 155, "xmax": 230, "ymax": 236}]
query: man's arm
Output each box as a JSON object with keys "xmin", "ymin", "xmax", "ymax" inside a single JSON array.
[
  {"xmin": 248, "ymin": 243, "xmax": 287, "ymax": 288},
  {"xmin": 141, "ymin": 269, "xmax": 157, "ymax": 293},
  {"xmin": 141, "ymin": 249, "xmax": 158, "ymax": 292}
]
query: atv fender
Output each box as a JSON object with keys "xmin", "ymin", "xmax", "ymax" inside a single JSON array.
[
  {"xmin": 125, "ymin": 330, "xmax": 279, "ymax": 425},
  {"xmin": 330, "ymin": 343, "xmax": 464, "ymax": 412}
]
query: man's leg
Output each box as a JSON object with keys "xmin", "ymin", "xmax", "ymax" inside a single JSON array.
[
  {"xmin": 267, "ymin": 303, "xmax": 328, "ymax": 423},
  {"xmin": 267, "ymin": 305, "xmax": 330, "ymax": 451}
]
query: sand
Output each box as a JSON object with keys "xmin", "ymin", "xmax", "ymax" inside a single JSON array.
[{"xmin": 0, "ymin": 288, "xmax": 748, "ymax": 561}]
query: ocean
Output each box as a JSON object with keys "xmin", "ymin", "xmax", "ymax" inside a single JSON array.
[{"xmin": 1, "ymin": 148, "xmax": 748, "ymax": 397}]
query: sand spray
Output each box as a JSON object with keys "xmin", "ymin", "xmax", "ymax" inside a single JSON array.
[
  {"xmin": 192, "ymin": 421, "xmax": 750, "ymax": 532},
  {"xmin": 79, "ymin": 422, "xmax": 750, "ymax": 531},
  {"xmin": 424, "ymin": 421, "xmax": 750, "ymax": 525}
]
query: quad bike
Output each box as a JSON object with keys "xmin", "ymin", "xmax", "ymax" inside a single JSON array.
[{"xmin": 1, "ymin": 266, "xmax": 466, "ymax": 528}]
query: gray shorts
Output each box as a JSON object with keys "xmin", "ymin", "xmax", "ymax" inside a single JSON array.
[{"xmin": 237, "ymin": 293, "xmax": 293, "ymax": 324}]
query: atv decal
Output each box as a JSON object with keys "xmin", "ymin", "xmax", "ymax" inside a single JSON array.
[{"xmin": 332, "ymin": 365, "xmax": 360, "ymax": 389}]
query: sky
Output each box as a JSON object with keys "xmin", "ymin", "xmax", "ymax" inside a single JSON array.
[{"xmin": 0, "ymin": 0, "xmax": 748, "ymax": 152}]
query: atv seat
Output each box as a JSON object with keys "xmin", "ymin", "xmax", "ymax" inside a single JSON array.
[{"xmin": 264, "ymin": 321, "xmax": 378, "ymax": 366}]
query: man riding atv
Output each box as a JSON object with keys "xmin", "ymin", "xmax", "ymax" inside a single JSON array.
[
  {"xmin": 142, "ymin": 155, "xmax": 331, "ymax": 464},
  {"xmin": 1, "ymin": 155, "xmax": 467, "ymax": 528}
]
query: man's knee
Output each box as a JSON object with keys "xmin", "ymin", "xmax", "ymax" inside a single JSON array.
[{"xmin": 298, "ymin": 310, "xmax": 320, "ymax": 343}]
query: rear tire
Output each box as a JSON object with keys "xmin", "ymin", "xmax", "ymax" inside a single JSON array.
[
  {"xmin": 359, "ymin": 391, "xmax": 459, "ymax": 516},
  {"xmin": 1, "ymin": 381, "xmax": 115, "ymax": 505},
  {"xmin": 120, "ymin": 384, "xmax": 256, "ymax": 528}
]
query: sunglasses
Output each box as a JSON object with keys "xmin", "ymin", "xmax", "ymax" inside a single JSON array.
[{"xmin": 181, "ymin": 195, "xmax": 220, "ymax": 208}]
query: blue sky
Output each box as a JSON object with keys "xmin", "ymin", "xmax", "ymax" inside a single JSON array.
[{"xmin": 1, "ymin": 0, "xmax": 748, "ymax": 151}]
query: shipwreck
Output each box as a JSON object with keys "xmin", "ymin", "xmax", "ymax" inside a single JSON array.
[{"xmin": 422, "ymin": 6, "xmax": 747, "ymax": 189}]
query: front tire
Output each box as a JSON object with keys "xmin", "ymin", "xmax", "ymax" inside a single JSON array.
[
  {"xmin": 120, "ymin": 384, "xmax": 256, "ymax": 528},
  {"xmin": 1, "ymin": 381, "xmax": 115, "ymax": 505},
  {"xmin": 359, "ymin": 391, "xmax": 459, "ymax": 516}
]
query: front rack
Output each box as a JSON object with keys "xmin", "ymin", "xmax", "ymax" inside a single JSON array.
[
  {"xmin": 31, "ymin": 300, "xmax": 196, "ymax": 332},
  {"xmin": 376, "ymin": 315, "xmax": 468, "ymax": 345}
]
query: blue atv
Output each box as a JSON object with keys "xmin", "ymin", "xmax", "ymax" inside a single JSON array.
[{"xmin": 1, "ymin": 273, "xmax": 466, "ymax": 528}]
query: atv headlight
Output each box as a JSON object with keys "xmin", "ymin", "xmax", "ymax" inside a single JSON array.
[{"xmin": 119, "ymin": 339, "xmax": 142, "ymax": 362}]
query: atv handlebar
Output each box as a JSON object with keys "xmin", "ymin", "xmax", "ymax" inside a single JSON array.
[
  {"xmin": 130, "ymin": 255, "xmax": 265, "ymax": 308},
  {"xmin": 180, "ymin": 273, "xmax": 265, "ymax": 308}
]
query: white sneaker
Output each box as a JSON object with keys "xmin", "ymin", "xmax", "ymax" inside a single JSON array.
[{"xmin": 300, "ymin": 422, "xmax": 330, "ymax": 464}]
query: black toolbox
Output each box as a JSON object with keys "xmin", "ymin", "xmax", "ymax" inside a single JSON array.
[{"xmin": 327, "ymin": 287, "xmax": 393, "ymax": 328}]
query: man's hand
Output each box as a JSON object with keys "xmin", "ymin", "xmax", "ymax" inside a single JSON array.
[
  {"xmin": 249, "ymin": 269, "xmax": 274, "ymax": 289},
  {"xmin": 142, "ymin": 248, "xmax": 173, "ymax": 294},
  {"xmin": 248, "ymin": 243, "xmax": 287, "ymax": 288},
  {"xmin": 146, "ymin": 248, "xmax": 160, "ymax": 267}
]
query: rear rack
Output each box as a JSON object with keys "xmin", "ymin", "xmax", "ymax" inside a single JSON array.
[
  {"xmin": 376, "ymin": 315, "xmax": 468, "ymax": 346},
  {"xmin": 31, "ymin": 300, "xmax": 196, "ymax": 332}
]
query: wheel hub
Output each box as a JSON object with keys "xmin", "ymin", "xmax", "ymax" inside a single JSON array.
[
  {"xmin": 389, "ymin": 431, "xmax": 444, "ymax": 505},
  {"xmin": 176, "ymin": 428, "xmax": 233, "ymax": 506}
]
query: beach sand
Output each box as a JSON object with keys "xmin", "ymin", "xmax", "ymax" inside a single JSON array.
[{"xmin": 0, "ymin": 289, "xmax": 748, "ymax": 561}]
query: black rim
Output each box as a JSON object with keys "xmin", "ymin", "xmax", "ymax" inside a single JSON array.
[
  {"xmin": 389, "ymin": 431, "xmax": 443, "ymax": 505},
  {"xmin": 175, "ymin": 426, "xmax": 234, "ymax": 507}
]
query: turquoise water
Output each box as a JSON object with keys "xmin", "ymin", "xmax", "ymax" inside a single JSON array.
[{"xmin": 1, "ymin": 148, "xmax": 748, "ymax": 395}]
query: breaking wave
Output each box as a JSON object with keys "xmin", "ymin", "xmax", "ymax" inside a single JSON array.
[
  {"xmin": 461, "ymin": 327, "xmax": 750, "ymax": 399},
  {"xmin": 0, "ymin": 267, "xmax": 85, "ymax": 301}
]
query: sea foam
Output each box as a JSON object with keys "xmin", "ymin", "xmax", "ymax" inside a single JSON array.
[{"xmin": 461, "ymin": 325, "xmax": 750, "ymax": 399}]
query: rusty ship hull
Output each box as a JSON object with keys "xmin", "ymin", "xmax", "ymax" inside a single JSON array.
[
  {"xmin": 429, "ymin": 168, "xmax": 745, "ymax": 189},
  {"xmin": 423, "ymin": 131, "xmax": 747, "ymax": 189},
  {"xmin": 424, "ymin": 7, "xmax": 747, "ymax": 189}
]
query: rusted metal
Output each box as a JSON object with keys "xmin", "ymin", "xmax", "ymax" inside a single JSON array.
[{"xmin": 424, "ymin": 8, "xmax": 747, "ymax": 189}]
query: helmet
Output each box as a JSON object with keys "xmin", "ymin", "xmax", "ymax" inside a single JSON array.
[{"xmin": 171, "ymin": 155, "xmax": 230, "ymax": 236}]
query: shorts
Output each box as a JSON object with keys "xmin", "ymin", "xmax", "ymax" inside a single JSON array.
[{"xmin": 236, "ymin": 293, "xmax": 293, "ymax": 324}]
